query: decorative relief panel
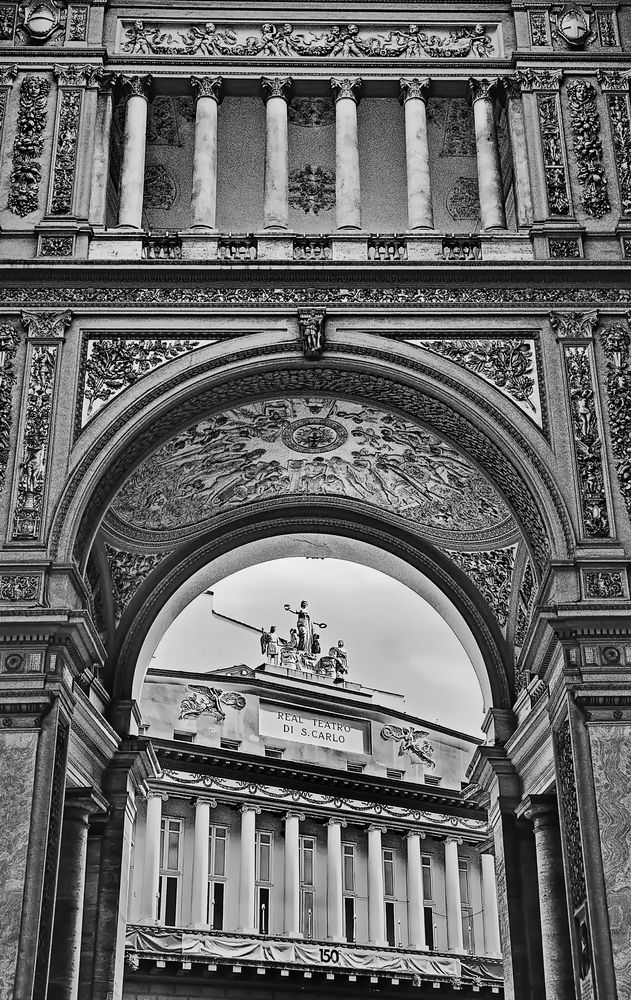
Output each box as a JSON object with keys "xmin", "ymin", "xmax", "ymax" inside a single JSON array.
[
  {"xmin": 444, "ymin": 546, "xmax": 516, "ymax": 629},
  {"xmin": 0, "ymin": 5, "xmax": 17, "ymax": 39},
  {"xmin": 554, "ymin": 719, "xmax": 587, "ymax": 910},
  {"xmin": 80, "ymin": 336, "xmax": 208, "ymax": 426},
  {"xmin": 584, "ymin": 570, "xmax": 624, "ymax": 599},
  {"xmin": 563, "ymin": 344, "xmax": 610, "ymax": 538},
  {"xmin": 0, "ymin": 325, "xmax": 19, "ymax": 495},
  {"xmin": 288, "ymin": 97, "xmax": 334, "ymax": 127},
  {"xmin": 179, "ymin": 685, "xmax": 246, "ymax": 722},
  {"xmin": 529, "ymin": 11, "xmax": 549, "ymax": 46},
  {"xmin": 380, "ymin": 725, "xmax": 435, "ymax": 767},
  {"xmin": 598, "ymin": 74, "xmax": 631, "ymax": 216},
  {"xmin": 523, "ymin": 71, "xmax": 571, "ymax": 217},
  {"xmin": 405, "ymin": 338, "xmax": 542, "ymax": 424},
  {"xmin": 119, "ymin": 21, "xmax": 499, "ymax": 59},
  {"xmin": 105, "ymin": 544, "xmax": 168, "ymax": 623},
  {"xmin": 288, "ymin": 165, "xmax": 335, "ymax": 215},
  {"xmin": 8, "ymin": 75, "xmax": 50, "ymax": 217},
  {"xmin": 601, "ymin": 321, "xmax": 631, "ymax": 520},
  {"xmin": 143, "ymin": 163, "xmax": 177, "ymax": 209},
  {"xmin": 567, "ymin": 81, "xmax": 610, "ymax": 219},
  {"xmin": 12, "ymin": 343, "xmax": 58, "ymax": 539},
  {"xmin": 50, "ymin": 87, "xmax": 82, "ymax": 214},
  {"xmin": 67, "ymin": 4, "xmax": 87, "ymax": 40},
  {"xmin": 0, "ymin": 574, "xmax": 38, "ymax": 601},
  {"xmin": 596, "ymin": 9, "xmax": 617, "ymax": 46},
  {"xmin": 17, "ymin": 0, "xmax": 66, "ymax": 43},
  {"xmin": 109, "ymin": 398, "xmax": 516, "ymax": 550}
]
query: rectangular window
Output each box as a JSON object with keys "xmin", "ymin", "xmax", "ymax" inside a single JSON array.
[
  {"xmin": 386, "ymin": 768, "xmax": 404, "ymax": 780},
  {"xmin": 210, "ymin": 825, "xmax": 227, "ymax": 877},
  {"xmin": 385, "ymin": 899, "xmax": 397, "ymax": 947},
  {"xmin": 421, "ymin": 855, "xmax": 433, "ymax": 901},
  {"xmin": 206, "ymin": 825, "xmax": 227, "ymax": 930},
  {"xmin": 424, "ymin": 905, "xmax": 435, "ymax": 950},
  {"xmin": 461, "ymin": 908, "xmax": 475, "ymax": 953},
  {"xmin": 256, "ymin": 831, "xmax": 273, "ymax": 884},
  {"xmin": 300, "ymin": 888, "xmax": 315, "ymax": 938},
  {"xmin": 383, "ymin": 848, "xmax": 395, "ymax": 898},
  {"xmin": 173, "ymin": 730, "xmax": 195, "ymax": 742},
  {"xmin": 300, "ymin": 836, "xmax": 315, "ymax": 887},
  {"xmin": 344, "ymin": 895, "xmax": 356, "ymax": 943},
  {"xmin": 207, "ymin": 880, "xmax": 225, "ymax": 930},
  {"xmin": 458, "ymin": 860, "xmax": 470, "ymax": 906},
  {"xmin": 258, "ymin": 886, "xmax": 270, "ymax": 934},
  {"xmin": 158, "ymin": 817, "xmax": 182, "ymax": 926},
  {"xmin": 342, "ymin": 843, "xmax": 355, "ymax": 893},
  {"xmin": 220, "ymin": 738, "xmax": 240, "ymax": 751}
]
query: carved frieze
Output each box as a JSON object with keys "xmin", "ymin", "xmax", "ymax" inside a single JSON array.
[
  {"xmin": 39, "ymin": 235, "xmax": 74, "ymax": 257},
  {"xmin": 289, "ymin": 165, "xmax": 335, "ymax": 215},
  {"xmin": 105, "ymin": 544, "xmax": 167, "ymax": 623},
  {"xmin": 554, "ymin": 719, "xmax": 587, "ymax": 910},
  {"xmin": 0, "ymin": 574, "xmax": 38, "ymax": 600},
  {"xmin": 564, "ymin": 344, "xmax": 610, "ymax": 537},
  {"xmin": 81, "ymin": 336, "xmax": 205, "ymax": 424},
  {"xmin": 50, "ymin": 87, "xmax": 82, "ymax": 214},
  {"xmin": 8, "ymin": 75, "xmax": 50, "ymax": 217},
  {"xmin": 536, "ymin": 92, "xmax": 570, "ymax": 215},
  {"xmin": 12, "ymin": 343, "xmax": 58, "ymax": 539},
  {"xmin": 0, "ymin": 325, "xmax": 19, "ymax": 495},
  {"xmin": 601, "ymin": 321, "xmax": 631, "ymax": 520},
  {"xmin": 567, "ymin": 81, "xmax": 610, "ymax": 219},
  {"xmin": 585, "ymin": 570, "xmax": 624, "ymax": 599},
  {"xmin": 444, "ymin": 546, "xmax": 516, "ymax": 628},
  {"xmin": 120, "ymin": 21, "xmax": 498, "ymax": 59}
]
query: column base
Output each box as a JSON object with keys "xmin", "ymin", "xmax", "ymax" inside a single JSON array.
[
  {"xmin": 406, "ymin": 226, "xmax": 436, "ymax": 234},
  {"xmin": 186, "ymin": 225, "xmax": 218, "ymax": 234},
  {"xmin": 189, "ymin": 921, "xmax": 211, "ymax": 930},
  {"xmin": 336, "ymin": 226, "xmax": 362, "ymax": 233}
]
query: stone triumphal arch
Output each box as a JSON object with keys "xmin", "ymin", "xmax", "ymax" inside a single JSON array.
[{"xmin": 1, "ymin": 3, "xmax": 631, "ymax": 1000}]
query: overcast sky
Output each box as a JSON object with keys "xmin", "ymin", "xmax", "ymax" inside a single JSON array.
[{"xmin": 151, "ymin": 557, "xmax": 485, "ymax": 737}]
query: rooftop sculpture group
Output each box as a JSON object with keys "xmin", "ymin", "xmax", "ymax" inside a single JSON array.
[{"xmin": 260, "ymin": 599, "xmax": 348, "ymax": 682}]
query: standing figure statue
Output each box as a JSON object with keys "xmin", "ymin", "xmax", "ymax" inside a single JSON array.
[
  {"xmin": 284, "ymin": 599, "xmax": 327, "ymax": 653},
  {"xmin": 280, "ymin": 628, "xmax": 299, "ymax": 667},
  {"xmin": 260, "ymin": 625, "xmax": 280, "ymax": 666},
  {"xmin": 331, "ymin": 639, "xmax": 348, "ymax": 684}
]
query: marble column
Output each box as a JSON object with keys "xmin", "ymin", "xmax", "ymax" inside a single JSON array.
[
  {"xmin": 261, "ymin": 76, "xmax": 292, "ymax": 230},
  {"xmin": 501, "ymin": 74, "xmax": 534, "ymax": 226},
  {"xmin": 238, "ymin": 805, "xmax": 260, "ymax": 933},
  {"xmin": 326, "ymin": 818, "xmax": 346, "ymax": 942},
  {"xmin": 48, "ymin": 789, "xmax": 105, "ymax": 1000},
  {"xmin": 444, "ymin": 837, "xmax": 464, "ymax": 953},
  {"xmin": 367, "ymin": 825, "xmax": 388, "ymax": 947},
  {"xmin": 190, "ymin": 76, "xmax": 223, "ymax": 231},
  {"xmin": 140, "ymin": 791, "xmax": 164, "ymax": 922},
  {"xmin": 525, "ymin": 797, "xmax": 575, "ymax": 1000},
  {"xmin": 117, "ymin": 74, "xmax": 152, "ymax": 230},
  {"xmin": 284, "ymin": 811, "xmax": 304, "ymax": 936},
  {"xmin": 481, "ymin": 852, "xmax": 501, "ymax": 958},
  {"xmin": 467, "ymin": 77, "xmax": 507, "ymax": 230},
  {"xmin": 399, "ymin": 78, "xmax": 433, "ymax": 231},
  {"xmin": 190, "ymin": 797, "xmax": 217, "ymax": 928},
  {"xmin": 406, "ymin": 831, "xmax": 427, "ymax": 950},
  {"xmin": 88, "ymin": 72, "xmax": 116, "ymax": 226},
  {"xmin": 330, "ymin": 77, "xmax": 362, "ymax": 231}
]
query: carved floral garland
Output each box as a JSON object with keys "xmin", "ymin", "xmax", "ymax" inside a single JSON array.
[
  {"xmin": 8, "ymin": 75, "xmax": 51, "ymax": 217},
  {"xmin": 567, "ymin": 81, "xmax": 610, "ymax": 219},
  {"xmin": 12, "ymin": 344, "xmax": 57, "ymax": 540},
  {"xmin": 605, "ymin": 93, "xmax": 631, "ymax": 214},
  {"xmin": 537, "ymin": 93, "xmax": 570, "ymax": 216},
  {"xmin": 416, "ymin": 339, "xmax": 536, "ymax": 412},
  {"xmin": 105, "ymin": 544, "xmax": 168, "ymax": 623}
]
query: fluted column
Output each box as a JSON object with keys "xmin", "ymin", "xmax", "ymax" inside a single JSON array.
[
  {"xmin": 238, "ymin": 804, "xmax": 261, "ymax": 933},
  {"xmin": 467, "ymin": 77, "xmax": 506, "ymax": 230},
  {"xmin": 444, "ymin": 837, "xmax": 464, "ymax": 953},
  {"xmin": 190, "ymin": 797, "xmax": 217, "ymax": 928},
  {"xmin": 117, "ymin": 74, "xmax": 152, "ymax": 229},
  {"xmin": 261, "ymin": 76, "xmax": 292, "ymax": 230},
  {"xmin": 48, "ymin": 790, "xmax": 104, "ymax": 1000},
  {"xmin": 367, "ymin": 825, "xmax": 388, "ymax": 947},
  {"xmin": 190, "ymin": 76, "xmax": 223, "ymax": 230},
  {"xmin": 399, "ymin": 78, "xmax": 433, "ymax": 231},
  {"xmin": 284, "ymin": 811, "xmax": 304, "ymax": 936},
  {"xmin": 327, "ymin": 818, "xmax": 346, "ymax": 942},
  {"xmin": 141, "ymin": 791, "xmax": 166, "ymax": 922},
  {"xmin": 331, "ymin": 77, "xmax": 362, "ymax": 231},
  {"xmin": 406, "ymin": 831, "xmax": 427, "ymax": 950},
  {"xmin": 481, "ymin": 853, "xmax": 501, "ymax": 958},
  {"xmin": 524, "ymin": 798, "xmax": 575, "ymax": 1000}
]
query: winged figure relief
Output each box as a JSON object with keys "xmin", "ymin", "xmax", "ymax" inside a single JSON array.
[
  {"xmin": 178, "ymin": 685, "xmax": 246, "ymax": 722},
  {"xmin": 380, "ymin": 725, "xmax": 436, "ymax": 768}
]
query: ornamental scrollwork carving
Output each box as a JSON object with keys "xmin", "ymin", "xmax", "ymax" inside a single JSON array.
[
  {"xmin": 601, "ymin": 89, "xmax": 631, "ymax": 215},
  {"xmin": 82, "ymin": 337, "xmax": 204, "ymax": 423},
  {"xmin": 50, "ymin": 88, "xmax": 82, "ymax": 214},
  {"xmin": 178, "ymin": 684, "xmax": 246, "ymax": 722},
  {"xmin": 549, "ymin": 310, "xmax": 598, "ymax": 339},
  {"xmin": 8, "ymin": 75, "xmax": 51, "ymax": 217},
  {"xmin": 105, "ymin": 544, "xmax": 167, "ymax": 623},
  {"xmin": 554, "ymin": 720, "xmax": 587, "ymax": 909},
  {"xmin": 445, "ymin": 546, "xmax": 516, "ymax": 628},
  {"xmin": 567, "ymin": 81, "xmax": 610, "ymax": 219},
  {"xmin": 12, "ymin": 343, "xmax": 58, "ymax": 539},
  {"xmin": 0, "ymin": 325, "xmax": 19, "ymax": 495},
  {"xmin": 380, "ymin": 725, "xmax": 436, "ymax": 767},
  {"xmin": 601, "ymin": 321, "xmax": 631, "ymax": 520},
  {"xmin": 0, "ymin": 574, "xmax": 38, "ymax": 601},
  {"xmin": 585, "ymin": 571, "xmax": 624, "ymax": 599},
  {"xmin": 564, "ymin": 344, "xmax": 610, "ymax": 537},
  {"xmin": 536, "ymin": 92, "xmax": 570, "ymax": 215},
  {"xmin": 121, "ymin": 20, "xmax": 497, "ymax": 60},
  {"xmin": 289, "ymin": 164, "xmax": 335, "ymax": 215}
]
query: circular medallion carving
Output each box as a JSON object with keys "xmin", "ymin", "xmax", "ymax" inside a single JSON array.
[
  {"xmin": 281, "ymin": 417, "xmax": 348, "ymax": 453},
  {"xmin": 4, "ymin": 653, "xmax": 23, "ymax": 672},
  {"xmin": 601, "ymin": 646, "xmax": 621, "ymax": 665}
]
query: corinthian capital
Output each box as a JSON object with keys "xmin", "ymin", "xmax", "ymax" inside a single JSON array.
[
  {"xmin": 399, "ymin": 77, "xmax": 431, "ymax": 105},
  {"xmin": 330, "ymin": 77, "xmax": 362, "ymax": 104},
  {"xmin": 0, "ymin": 64, "xmax": 17, "ymax": 87},
  {"xmin": 54, "ymin": 64, "xmax": 102, "ymax": 88},
  {"xmin": 467, "ymin": 76, "xmax": 500, "ymax": 105},
  {"xmin": 118, "ymin": 73, "xmax": 152, "ymax": 101},
  {"xmin": 260, "ymin": 75, "xmax": 292, "ymax": 103},
  {"xmin": 190, "ymin": 75, "xmax": 224, "ymax": 104}
]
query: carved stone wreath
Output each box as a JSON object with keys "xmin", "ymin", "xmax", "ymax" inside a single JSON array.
[{"xmin": 289, "ymin": 164, "xmax": 335, "ymax": 215}]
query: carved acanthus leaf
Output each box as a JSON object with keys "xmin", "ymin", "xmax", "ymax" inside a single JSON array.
[
  {"xmin": 21, "ymin": 310, "xmax": 72, "ymax": 340},
  {"xmin": 105, "ymin": 544, "xmax": 168, "ymax": 624},
  {"xmin": 445, "ymin": 546, "xmax": 516, "ymax": 628},
  {"xmin": 549, "ymin": 310, "xmax": 598, "ymax": 339}
]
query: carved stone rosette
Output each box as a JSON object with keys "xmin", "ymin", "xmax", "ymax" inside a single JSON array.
[
  {"xmin": 567, "ymin": 81, "xmax": 610, "ymax": 219},
  {"xmin": 601, "ymin": 321, "xmax": 631, "ymax": 519},
  {"xmin": 8, "ymin": 75, "xmax": 51, "ymax": 218}
]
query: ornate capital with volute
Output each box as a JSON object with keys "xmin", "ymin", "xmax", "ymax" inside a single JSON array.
[
  {"xmin": 549, "ymin": 310, "xmax": 599, "ymax": 340},
  {"xmin": 240, "ymin": 803, "xmax": 262, "ymax": 815},
  {"xmin": 406, "ymin": 829, "xmax": 427, "ymax": 840},
  {"xmin": 54, "ymin": 64, "xmax": 102, "ymax": 88},
  {"xmin": 194, "ymin": 796, "xmax": 218, "ymax": 809},
  {"xmin": 399, "ymin": 77, "xmax": 430, "ymax": 105},
  {"xmin": 467, "ymin": 76, "xmax": 500, "ymax": 105},
  {"xmin": 119, "ymin": 73, "xmax": 152, "ymax": 101},
  {"xmin": 0, "ymin": 64, "xmax": 17, "ymax": 87},
  {"xmin": 597, "ymin": 68, "xmax": 630, "ymax": 93},
  {"xmin": 445, "ymin": 835, "xmax": 464, "ymax": 846},
  {"xmin": 327, "ymin": 817, "xmax": 348, "ymax": 828},
  {"xmin": 260, "ymin": 75, "xmax": 292, "ymax": 104},
  {"xmin": 20, "ymin": 309, "xmax": 72, "ymax": 341},
  {"xmin": 367, "ymin": 824, "xmax": 388, "ymax": 834},
  {"xmin": 284, "ymin": 811, "xmax": 306, "ymax": 822},
  {"xmin": 191, "ymin": 75, "xmax": 224, "ymax": 104},
  {"xmin": 330, "ymin": 76, "xmax": 362, "ymax": 104},
  {"xmin": 500, "ymin": 72, "xmax": 524, "ymax": 102},
  {"xmin": 519, "ymin": 68, "xmax": 563, "ymax": 92}
]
